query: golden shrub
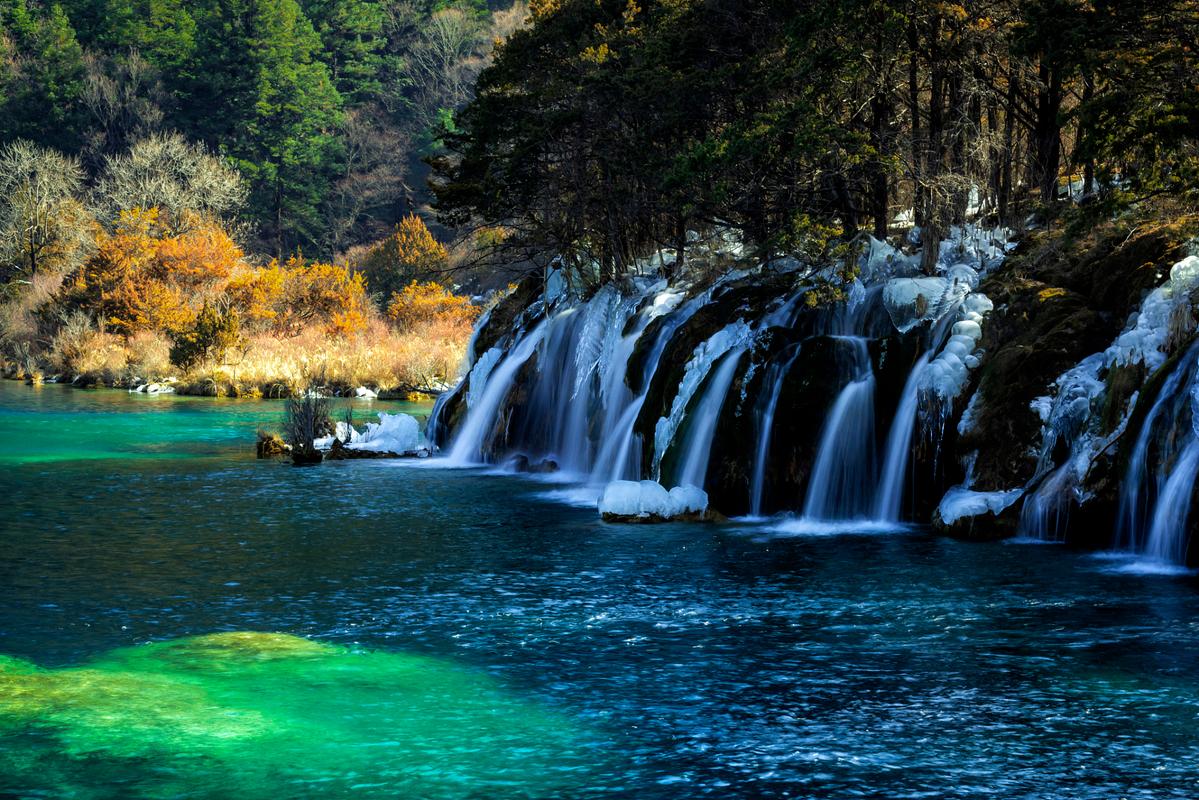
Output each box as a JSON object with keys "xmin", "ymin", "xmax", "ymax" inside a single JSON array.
[
  {"xmin": 385, "ymin": 281, "xmax": 478, "ymax": 334},
  {"xmin": 273, "ymin": 256, "xmax": 370, "ymax": 337},
  {"xmin": 355, "ymin": 215, "xmax": 449, "ymax": 303}
]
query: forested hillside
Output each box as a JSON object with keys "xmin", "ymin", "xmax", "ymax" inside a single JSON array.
[
  {"xmin": 0, "ymin": 0, "xmax": 523, "ymax": 395},
  {"xmin": 0, "ymin": 0, "xmax": 524, "ymax": 257},
  {"xmin": 435, "ymin": 0, "xmax": 1198, "ymax": 278}
]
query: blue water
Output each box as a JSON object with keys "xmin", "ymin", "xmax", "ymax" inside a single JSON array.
[{"xmin": 2, "ymin": 381, "xmax": 1199, "ymax": 798}]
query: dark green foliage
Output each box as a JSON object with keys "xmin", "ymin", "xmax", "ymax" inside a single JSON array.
[
  {"xmin": 434, "ymin": 0, "xmax": 1199, "ymax": 280},
  {"xmin": 168, "ymin": 303, "xmax": 243, "ymax": 369},
  {"xmin": 0, "ymin": 0, "xmax": 504, "ymax": 258}
]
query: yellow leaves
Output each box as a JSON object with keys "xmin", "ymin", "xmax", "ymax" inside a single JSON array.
[
  {"xmin": 354, "ymin": 214, "xmax": 449, "ymax": 300},
  {"xmin": 622, "ymin": 0, "xmax": 641, "ymax": 26},
  {"xmin": 581, "ymin": 42, "xmax": 611, "ymax": 64},
  {"xmin": 386, "ymin": 281, "xmax": 479, "ymax": 335},
  {"xmin": 152, "ymin": 222, "xmax": 243, "ymax": 290},
  {"xmin": 935, "ymin": 2, "xmax": 969, "ymax": 23},
  {"xmin": 74, "ymin": 207, "xmax": 247, "ymax": 336},
  {"xmin": 529, "ymin": 0, "xmax": 561, "ymax": 21},
  {"xmin": 1038, "ymin": 287, "xmax": 1067, "ymax": 302},
  {"xmin": 225, "ymin": 267, "xmax": 285, "ymax": 326},
  {"xmin": 276, "ymin": 259, "xmax": 370, "ymax": 338},
  {"xmin": 580, "ymin": 0, "xmax": 643, "ymax": 65}
]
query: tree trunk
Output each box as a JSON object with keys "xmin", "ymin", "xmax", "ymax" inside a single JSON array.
[
  {"xmin": 1000, "ymin": 75, "xmax": 1017, "ymax": 224},
  {"xmin": 871, "ymin": 92, "xmax": 890, "ymax": 239},
  {"xmin": 1033, "ymin": 60, "xmax": 1063, "ymax": 204},
  {"xmin": 907, "ymin": 23, "xmax": 924, "ymax": 228}
]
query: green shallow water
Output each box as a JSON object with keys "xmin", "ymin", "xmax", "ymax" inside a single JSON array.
[
  {"xmin": 3, "ymin": 380, "xmax": 1199, "ymax": 799},
  {"xmin": 0, "ymin": 382, "xmax": 427, "ymax": 464},
  {"xmin": 0, "ymin": 632, "xmax": 593, "ymax": 799}
]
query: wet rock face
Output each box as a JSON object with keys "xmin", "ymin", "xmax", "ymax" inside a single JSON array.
[
  {"xmin": 959, "ymin": 225, "xmax": 1187, "ymax": 496},
  {"xmin": 633, "ymin": 277, "xmax": 795, "ymax": 475},
  {"xmin": 473, "ymin": 273, "xmax": 544, "ymax": 359}
]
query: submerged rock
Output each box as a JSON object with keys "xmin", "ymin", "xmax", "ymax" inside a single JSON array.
[
  {"xmin": 0, "ymin": 632, "xmax": 594, "ymax": 799},
  {"xmin": 256, "ymin": 431, "xmax": 290, "ymax": 458},
  {"xmin": 506, "ymin": 454, "xmax": 560, "ymax": 473}
]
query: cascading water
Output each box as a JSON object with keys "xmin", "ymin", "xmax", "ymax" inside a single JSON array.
[
  {"xmin": 1143, "ymin": 440, "xmax": 1199, "ymax": 564},
  {"xmin": 444, "ymin": 319, "xmax": 550, "ymax": 466},
  {"xmin": 1113, "ymin": 341, "xmax": 1199, "ymax": 566},
  {"xmin": 748, "ymin": 343, "xmax": 803, "ymax": 517},
  {"xmin": 874, "ymin": 352, "xmax": 932, "ymax": 521},
  {"xmin": 672, "ymin": 348, "xmax": 747, "ymax": 488},
  {"xmin": 800, "ymin": 337, "xmax": 878, "ymax": 521},
  {"xmin": 434, "ymin": 224, "xmax": 1014, "ymax": 524}
]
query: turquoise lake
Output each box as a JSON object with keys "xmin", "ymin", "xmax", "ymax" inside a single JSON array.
[{"xmin": 1, "ymin": 380, "xmax": 1198, "ymax": 798}]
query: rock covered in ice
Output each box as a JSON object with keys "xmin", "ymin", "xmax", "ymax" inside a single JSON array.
[
  {"xmin": 133, "ymin": 382, "xmax": 176, "ymax": 394},
  {"xmin": 1105, "ymin": 255, "xmax": 1199, "ymax": 371},
  {"xmin": 354, "ymin": 412, "xmax": 423, "ymax": 453},
  {"xmin": 952, "ymin": 320, "xmax": 982, "ymax": 340},
  {"xmin": 946, "ymin": 264, "xmax": 980, "ymax": 291},
  {"xmin": 317, "ymin": 412, "xmax": 427, "ymax": 456},
  {"xmin": 313, "ymin": 420, "xmax": 359, "ymax": 450},
  {"xmin": 668, "ymin": 484, "xmax": 709, "ymax": 515},
  {"xmin": 920, "ymin": 292, "xmax": 996, "ymax": 409},
  {"xmin": 598, "ymin": 480, "xmax": 711, "ymax": 522},
  {"xmin": 652, "ymin": 321, "xmax": 754, "ymax": 478},
  {"xmin": 354, "ymin": 386, "xmax": 378, "ymax": 399},
  {"xmin": 936, "ymin": 486, "xmax": 1023, "ymax": 526},
  {"xmin": 882, "ymin": 277, "xmax": 953, "ymax": 333},
  {"xmin": 466, "ymin": 347, "xmax": 503, "ymax": 408},
  {"xmin": 858, "ymin": 236, "xmax": 912, "ymax": 282}
]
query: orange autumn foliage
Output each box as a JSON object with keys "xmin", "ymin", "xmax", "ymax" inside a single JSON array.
[
  {"xmin": 386, "ymin": 281, "xmax": 478, "ymax": 334},
  {"xmin": 352, "ymin": 214, "xmax": 449, "ymax": 304},
  {"xmin": 67, "ymin": 207, "xmax": 246, "ymax": 335},
  {"xmin": 266, "ymin": 255, "xmax": 370, "ymax": 337},
  {"xmin": 152, "ymin": 222, "xmax": 242, "ymax": 291},
  {"xmin": 224, "ymin": 267, "xmax": 285, "ymax": 328}
]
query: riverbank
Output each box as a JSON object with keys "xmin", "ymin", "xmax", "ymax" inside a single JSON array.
[{"xmin": 0, "ymin": 324, "xmax": 460, "ymax": 400}]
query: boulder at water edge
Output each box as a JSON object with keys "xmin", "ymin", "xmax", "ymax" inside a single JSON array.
[{"xmin": 599, "ymin": 480, "xmax": 716, "ymax": 523}]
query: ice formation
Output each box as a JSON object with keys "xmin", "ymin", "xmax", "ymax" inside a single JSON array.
[
  {"xmin": 315, "ymin": 413, "xmax": 424, "ymax": 454},
  {"xmin": 937, "ymin": 486, "xmax": 1023, "ymax": 526},
  {"xmin": 598, "ymin": 480, "xmax": 709, "ymax": 520},
  {"xmin": 652, "ymin": 321, "xmax": 754, "ymax": 479}
]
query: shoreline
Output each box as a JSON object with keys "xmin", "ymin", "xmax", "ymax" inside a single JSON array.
[{"xmin": 0, "ymin": 368, "xmax": 447, "ymax": 402}]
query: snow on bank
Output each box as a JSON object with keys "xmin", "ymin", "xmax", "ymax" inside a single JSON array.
[
  {"xmin": 599, "ymin": 480, "xmax": 708, "ymax": 521},
  {"xmin": 315, "ymin": 412, "xmax": 426, "ymax": 455}
]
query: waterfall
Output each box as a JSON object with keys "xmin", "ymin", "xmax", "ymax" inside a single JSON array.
[
  {"xmin": 801, "ymin": 338, "xmax": 877, "ymax": 521},
  {"xmin": 1143, "ymin": 440, "xmax": 1199, "ymax": 564},
  {"xmin": 1016, "ymin": 461, "xmax": 1076, "ymax": 542},
  {"xmin": 874, "ymin": 352, "xmax": 931, "ymax": 521},
  {"xmin": 433, "ymin": 226, "xmax": 1015, "ymax": 523},
  {"xmin": 1115, "ymin": 351, "xmax": 1193, "ymax": 551},
  {"xmin": 652, "ymin": 321, "xmax": 755, "ymax": 481},
  {"xmin": 445, "ymin": 319, "xmax": 550, "ymax": 466},
  {"xmin": 588, "ymin": 289, "xmax": 695, "ymax": 484},
  {"xmin": 1112, "ymin": 341, "xmax": 1199, "ymax": 565},
  {"xmin": 748, "ymin": 344, "xmax": 803, "ymax": 516},
  {"xmin": 673, "ymin": 348, "xmax": 746, "ymax": 488}
]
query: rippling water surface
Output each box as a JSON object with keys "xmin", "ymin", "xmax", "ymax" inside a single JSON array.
[{"xmin": 2, "ymin": 382, "xmax": 1198, "ymax": 799}]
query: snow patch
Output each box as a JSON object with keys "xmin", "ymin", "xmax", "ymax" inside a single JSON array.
[{"xmin": 598, "ymin": 480, "xmax": 709, "ymax": 520}]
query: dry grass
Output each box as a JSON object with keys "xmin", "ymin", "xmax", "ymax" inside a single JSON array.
[
  {"xmin": 177, "ymin": 315, "xmax": 471, "ymax": 397},
  {"xmin": 3, "ymin": 309, "xmax": 472, "ymax": 397}
]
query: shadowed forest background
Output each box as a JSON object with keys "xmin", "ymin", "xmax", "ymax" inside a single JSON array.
[{"xmin": 0, "ymin": 0, "xmax": 1195, "ymax": 397}]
